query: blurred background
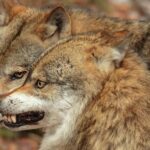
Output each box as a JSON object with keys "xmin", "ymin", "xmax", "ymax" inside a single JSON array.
[
  {"xmin": 0, "ymin": 0, "xmax": 150, "ymax": 150},
  {"xmin": 7, "ymin": 0, "xmax": 150, "ymax": 19}
]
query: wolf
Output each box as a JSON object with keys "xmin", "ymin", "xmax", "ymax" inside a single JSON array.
[
  {"xmin": 0, "ymin": 31, "xmax": 149, "ymax": 150},
  {"xmin": 0, "ymin": 0, "xmax": 149, "ymax": 97}
]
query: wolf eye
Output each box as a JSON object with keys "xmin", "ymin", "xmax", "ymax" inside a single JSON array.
[
  {"xmin": 35, "ymin": 80, "xmax": 47, "ymax": 89},
  {"xmin": 10, "ymin": 71, "xmax": 27, "ymax": 80}
]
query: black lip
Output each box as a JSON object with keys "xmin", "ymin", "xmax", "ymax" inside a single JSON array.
[
  {"xmin": 4, "ymin": 111, "xmax": 45, "ymax": 128},
  {"xmin": 4, "ymin": 122, "xmax": 26, "ymax": 128}
]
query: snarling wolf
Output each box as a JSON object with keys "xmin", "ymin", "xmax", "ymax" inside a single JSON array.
[{"xmin": 0, "ymin": 32, "xmax": 150, "ymax": 150}]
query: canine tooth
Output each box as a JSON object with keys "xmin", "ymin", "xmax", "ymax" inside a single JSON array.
[
  {"xmin": 0, "ymin": 114, "xmax": 2, "ymax": 121},
  {"xmin": 11, "ymin": 115, "xmax": 16, "ymax": 123},
  {"xmin": 8, "ymin": 115, "xmax": 12, "ymax": 123}
]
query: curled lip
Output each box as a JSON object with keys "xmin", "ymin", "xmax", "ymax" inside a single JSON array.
[{"xmin": 1, "ymin": 111, "xmax": 45, "ymax": 128}]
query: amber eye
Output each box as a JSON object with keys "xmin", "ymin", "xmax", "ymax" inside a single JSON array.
[
  {"xmin": 10, "ymin": 71, "xmax": 27, "ymax": 80},
  {"xmin": 35, "ymin": 80, "xmax": 47, "ymax": 89}
]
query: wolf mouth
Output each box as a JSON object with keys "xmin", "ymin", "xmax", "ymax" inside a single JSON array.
[{"xmin": 2, "ymin": 111, "xmax": 45, "ymax": 128}]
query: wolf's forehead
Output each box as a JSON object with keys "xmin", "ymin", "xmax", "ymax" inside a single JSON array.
[
  {"xmin": 41, "ymin": 39, "xmax": 91, "ymax": 61},
  {"xmin": 31, "ymin": 33, "xmax": 107, "ymax": 77},
  {"xmin": 3, "ymin": 35, "xmax": 44, "ymax": 65},
  {"xmin": 32, "ymin": 42, "xmax": 91, "ymax": 77},
  {"xmin": 32, "ymin": 38, "xmax": 95, "ymax": 70}
]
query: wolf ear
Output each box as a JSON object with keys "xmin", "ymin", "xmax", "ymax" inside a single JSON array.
[
  {"xmin": 111, "ymin": 33, "xmax": 130, "ymax": 68},
  {"xmin": 36, "ymin": 6, "xmax": 71, "ymax": 40},
  {"xmin": 89, "ymin": 31, "xmax": 130, "ymax": 71},
  {"xmin": 48, "ymin": 6, "xmax": 71, "ymax": 38}
]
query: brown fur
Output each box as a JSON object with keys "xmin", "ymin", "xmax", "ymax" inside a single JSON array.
[
  {"xmin": 52, "ymin": 6, "xmax": 150, "ymax": 64},
  {"xmin": 1, "ymin": 33, "xmax": 149, "ymax": 150},
  {"xmin": 0, "ymin": 1, "xmax": 149, "ymax": 98},
  {"xmin": 70, "ymin": 52, "xmax": 150, "ymax": 150},
  {"xmin": 0, "ymin": 1, "xmax": 149, "ymax": 149}
]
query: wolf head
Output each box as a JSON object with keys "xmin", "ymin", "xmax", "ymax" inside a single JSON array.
[
  {"xmin": 0, "ymin": 31, "xmax": 129, "ymax": 131},
  {"xmin": 0, "ymin": 2, "xmax": 72, "ymax": 96}
]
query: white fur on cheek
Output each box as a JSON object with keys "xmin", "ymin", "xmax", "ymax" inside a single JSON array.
[
  {"xmin": 0, "ymin": 93, "xmax": 50, "ymax": 114},
  {"xmin": 0, "ymin": 93, "xmax": 56, "ymax": 131},
  {"xmin": 0, "ymin": 91, "xmax": 83, "ymax": 132},
  {"xmin": 1, "ymin": 90, "xmax": 88, "ymax": 148}
]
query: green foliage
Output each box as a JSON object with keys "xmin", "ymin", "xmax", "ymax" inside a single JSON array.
[{"xmin": 0, "ymin": 128, "xmax": 18, "ymax": 139}]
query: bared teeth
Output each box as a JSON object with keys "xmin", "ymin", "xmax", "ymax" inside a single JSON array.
[
  {"xmin": 8, "ymin": 115, "xmax": 12, "ymax": 123},
  {"xmin": 11, "ymin": 115, "xmax": 16, "ymax": 123},
  {"xmin": 2, "ymin": 115, "xmax": 17, "ymax": 123}
]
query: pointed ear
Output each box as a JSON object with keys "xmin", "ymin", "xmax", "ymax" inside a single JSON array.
[
  {"xmin": 36, "ymin": 6, "xmax": 72, "ymax": 40},
  {"xmin": 48, "ymin": 6, "xmax": 71, "ymax": 37},
  {"xmin": 87, "ymin": 31, "xmax": 130, "ymax": 71},
  {"xmin": 111, "ymin": 33, "xmax": 130, "ymax": 68}
]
